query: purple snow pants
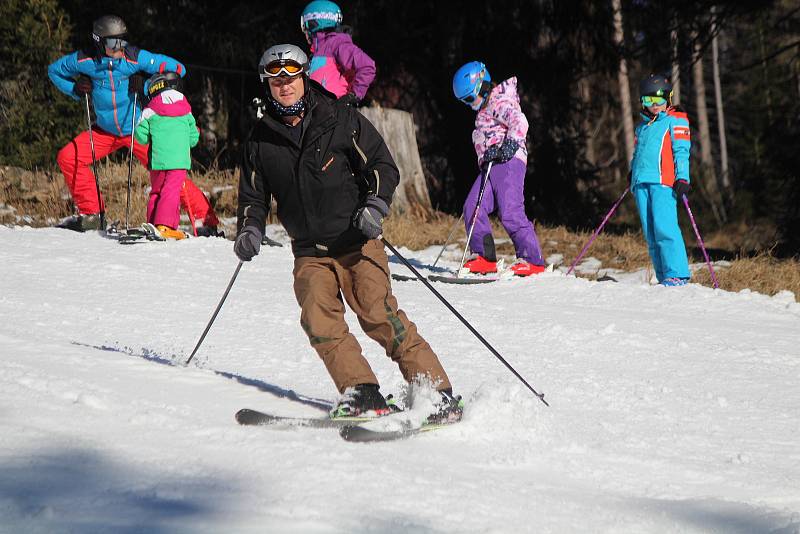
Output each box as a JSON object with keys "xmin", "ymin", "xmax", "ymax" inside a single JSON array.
[
  {"xmin": 463, "ymin": 158, "xmax": 544, "ymax": 265},
  {"xmin": 147, "ymin": 169, "xmax": 187, "ymax": 229}
]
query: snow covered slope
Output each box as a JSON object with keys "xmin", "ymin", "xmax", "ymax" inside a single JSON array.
[{"xmin": 1, "ymin": 226, "xmax": 798, "ymax": 533}]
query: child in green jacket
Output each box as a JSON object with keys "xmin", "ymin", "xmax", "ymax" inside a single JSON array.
[{"xmin": 134, "ymin": 72, "xmax": 199, "ymax": 239}]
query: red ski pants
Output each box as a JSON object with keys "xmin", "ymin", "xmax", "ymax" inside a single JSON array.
[{"xmin": 56, "ymin": 127, "xmax": 219, "ymax": 228}]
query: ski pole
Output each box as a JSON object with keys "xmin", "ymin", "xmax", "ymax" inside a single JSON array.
[
  {"xmin": 125, "ymin": 92, "xmax": 137, "ymax": 230},
  {"xmin": 566, "ymin": 187, "xmax": 629, "ymax": 275},
  {"xmin": 184, "ymin": 261, "xmax": 244, "ymax": 366},
  {"xmin": 681, "ymin": 195, "xmax": 719, "ymax": 289},
  {"xmin": 431, "ymin": 213, "xmax": 464, "ymax": 269},
  {"xmin": 457, "ymin": 161, "xmax": 493, "ymax": 278},
  {"xmin": 85, "ymin": 94, "xmax": 106, "ymax": 230},
  {"xmin": 382, "ymin": 237, "xmax": 548, "ymax": 406}
]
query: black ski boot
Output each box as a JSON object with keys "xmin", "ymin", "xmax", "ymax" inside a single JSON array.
[
  {"xmin": 426, "ymin": 389, "xmax": 464, "ymax": 424},
  {"xmin": 57, "ymin": 214, "xmax": 103, "ymax": 232},
  {"xmin": 331, "ymin": 384, "xmax": 393, "ymax": 418},
  {"xmin": 196, "ymin": 225, "xmax": 224, "ymax": 238}
]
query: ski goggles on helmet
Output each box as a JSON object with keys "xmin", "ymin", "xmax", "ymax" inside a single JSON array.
[
  {"xmin": 459, "ymin": 91, "xmax": 485, "ymax": 111},
  {"xmin": 260, "ymin": 60, "xmax": 305, "ymax": 81},
  {"xmin": 641, "ymin": 95, "xmax": 667, "ymax": 107},
  {"xmin": 102, "ymin": 36, "xmax": 127, "ymax": 50}
]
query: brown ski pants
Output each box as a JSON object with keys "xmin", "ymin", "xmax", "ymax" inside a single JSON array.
[{"xmin": 292, "ymin": 239, "xmax": 452, "ymax": 393}]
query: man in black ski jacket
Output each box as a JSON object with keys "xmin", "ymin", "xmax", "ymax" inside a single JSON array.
[{"xmin": 234, "ymin": 44, "xmax": 462, "ymax": 422}]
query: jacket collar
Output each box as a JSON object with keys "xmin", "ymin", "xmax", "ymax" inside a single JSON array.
[{"xmin": 260, "ymin": 84, "xmax": 337, "ymax": 147}]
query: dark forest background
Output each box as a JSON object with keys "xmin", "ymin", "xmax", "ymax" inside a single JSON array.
[{"xmin": 2, "ymin": 0, "xmax": 799, "ymax": 254}]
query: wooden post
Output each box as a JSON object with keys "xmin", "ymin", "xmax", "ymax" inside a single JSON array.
[{"xmin": 359, "ymin": 106, "xmax": 432, "ymax": 216}]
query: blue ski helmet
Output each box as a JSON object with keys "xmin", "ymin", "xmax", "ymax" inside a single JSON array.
[
  {"xmin": 301, "ymin": 1, "xmax": 343, "ymax": 35},
  {"xmin": 453, "ymin": 61, "xmax": 491, "ymax": 110}
]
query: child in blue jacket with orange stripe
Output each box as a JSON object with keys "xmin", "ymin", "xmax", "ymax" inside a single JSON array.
[{"xmin": 630, "ymin": 74, "xmax": 692, "ymax": 286}]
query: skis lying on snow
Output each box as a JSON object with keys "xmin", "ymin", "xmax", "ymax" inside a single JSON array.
[
  {"xmin": 235, "ymin": 408, "xmax": 459, "ymax": 442},
  {"xmin": 391, "ymin": 273, "xmax": 500, "ymax": 284},
  {"xmin": 113, "ymin": 223, "xmax": 187, "ymax": 244},
  {"xmin": 428, "ymin": 274, "xmax": 499, "ymax": 284},
  {"xmin": 392, "ymin": 263, "xmax": 554, "ymax": 284},
  {"xmin": 391, "ymin": 273, "xmax": 501, "ymax": 284}
]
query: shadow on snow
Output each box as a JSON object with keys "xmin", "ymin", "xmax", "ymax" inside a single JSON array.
[
  {"xmin": 0, "ymin": 445, "xmax": 239, "ymax": 532},
  {"xmin": 72, "ymin": 340, "xmax": 333, "ymax": 411}
]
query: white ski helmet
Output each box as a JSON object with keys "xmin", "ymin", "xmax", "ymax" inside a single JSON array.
[{"xmin": 258, "ymin": 44, "xmax": 309, "ymax": 82}]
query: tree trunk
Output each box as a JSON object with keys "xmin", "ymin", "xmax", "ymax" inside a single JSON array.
[
  {"xmin": 359, "ymin": 106, "xmax": 432, "ymax": 216},
  {"xmin": 612, "ymin": 0, "xmax": 635, "ymax": 168},
  {"xmin": 578, "ymin": 77, "xmax": 596, "ymax": 166},
  {"xmin": 758, "ymin": 20, "xmax": 774, "ymax": 123},
  {"xmin": 692, "ymin": 32, "xmax": 727, "ymax": 224},
  {"xmin": 711, "ymin": 6, "xmax": 731, "ymax": 196},
  {"xmin": 200, "ymin": 75, "xmax": 219, "ymax": 155},
  {"xmin": 671, "ymin": 14, "xmax": 681, "ymax": 105}
]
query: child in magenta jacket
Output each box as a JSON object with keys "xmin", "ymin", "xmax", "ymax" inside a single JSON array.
[{"xmin": 300, "ymin": 1, "xmax": 376, "ymax": 103}]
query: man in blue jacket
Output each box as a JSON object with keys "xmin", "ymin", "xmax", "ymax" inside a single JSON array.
[
  {"xmin": 630, "ymin": 74, "xmax": 692, "ymax": 286},
  {"xmin": 48, "ymin": 15, "xmax": 219, "ymax": 233}
]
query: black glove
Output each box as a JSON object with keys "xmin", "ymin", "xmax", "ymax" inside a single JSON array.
[
  {"xmin": 342, "ymin": 92, "xmax": 360, "ymax": 107},
  {"xmin": 128, "ymin": 74, "xmax": 145, "ymax": 96},
  {"xmin": 481, "ymin": 138, "xmax": 519, "ymax": 168},
  {"xmin": 353, "ymin": 195, "xmax": 389, "ymax": 239},
  {"xmin": 673, "ymin": 179, "xmax": 691, "ymax": 198},
  {"xmin": 234, "ymin": 226, "xmax": 263, "ymax": 262},
  {"xmin": 74, "ymin": 75, "xmax": 93, "ymax": 96},
  {"xmin": 482, "ymin": 145, "xmax": 500, "ymax": 166}
]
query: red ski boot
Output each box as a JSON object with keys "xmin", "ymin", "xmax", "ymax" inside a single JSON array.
[
  {"xmin": 462, "ymin": 255, "xmax": 498, "ymax": 274},
  {"xmin": 509, "ymin": 260, "xmax": 546, "ymax": 277}
]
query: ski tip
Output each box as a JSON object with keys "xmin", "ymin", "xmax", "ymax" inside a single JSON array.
[
  {"xmin": 339, "ymin": 425, "xmax": 389, "ymax": 443},
  {"xmin": 339, "ymin": 424, "xmax": 419, "ymax": 443},
  {"xmin": 235, "ymin": 408, "xmax": 262, "ymax": 425}
]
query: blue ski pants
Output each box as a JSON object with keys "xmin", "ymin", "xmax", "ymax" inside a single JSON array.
[{"xmin": 633, "ymin": 184, "xmax": 691, "ymax": 282}]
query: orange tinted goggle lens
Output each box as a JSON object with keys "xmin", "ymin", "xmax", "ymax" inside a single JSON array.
[{"xmin": 264, "ymin": 61, "xmax": 303, "ymax": 76}]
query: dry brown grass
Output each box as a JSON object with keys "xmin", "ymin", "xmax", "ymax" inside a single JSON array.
[
  {"xmin": 0, "ymin": 162, "xmax": 236, "ymax": 231},
  {"xmin": 386, "ymin": 212, "xmax": 653, "ymax": 272},
  {"xmin": 692, "ymin": 251, "xmax": 800, "ymax": 297},
  {"xmin": 2, "ymin": 164, "xmax": 798, "ymax": 298},
  {"xmin": 385, "ymin": 210, "xmax": 799, "ymax": 297}
]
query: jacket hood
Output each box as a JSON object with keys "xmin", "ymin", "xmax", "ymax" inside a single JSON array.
[
  {"xmin": 488, "ymin": 77, "xmax": 520, "ymax": 104},
  {"xmin": 147, "ymin": 89, "xmax": 192, "ymax": 117},
  {"xmin": 311, "ymin": 30, "xmax": 353, "ymax": 53}
]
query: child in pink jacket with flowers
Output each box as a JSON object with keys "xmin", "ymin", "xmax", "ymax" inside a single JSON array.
[{"xmin": 452, "ymin": 61, "xmax": 545, "ymax": 276}]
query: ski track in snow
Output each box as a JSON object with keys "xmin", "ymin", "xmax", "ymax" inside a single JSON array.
[{"xmin": 1, "ymin": 225, "xmax": 799, "ymax": 533}]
